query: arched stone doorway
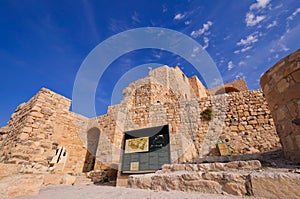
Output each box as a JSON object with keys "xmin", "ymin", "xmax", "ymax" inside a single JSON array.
[{"xmin": 83, "ymin": 127, "xmax": 100, "ymax": 172}]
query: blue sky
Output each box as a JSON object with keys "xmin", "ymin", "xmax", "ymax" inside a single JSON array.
[{"xmin": 0, "ymin": 0, "xmax": 299, "ymax": 127}]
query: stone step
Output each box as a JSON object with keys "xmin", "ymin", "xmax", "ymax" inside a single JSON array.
[
  {"xmin": 74, "ymin": 176, "xmax": 94, "ymax": 186},
  {"xmin": 161, "ymin": 160, "xmax": 261, "ymax": 173},
  {"xmin": 128, "ymin": 169, "xmax": 300, "ymax": 198}
]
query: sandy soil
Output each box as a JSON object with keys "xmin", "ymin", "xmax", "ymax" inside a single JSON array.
[{"xmin": 15, "ymin": 185, "xmax": 246, "ymax": 199}]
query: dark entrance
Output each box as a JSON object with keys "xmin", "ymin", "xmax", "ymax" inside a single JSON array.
[
  {"xmin": 83, "ymin": 127, "xmax": 100, "ymax": 172},
  {"xmin": 121, "ymin": 125, "xmax": 170, "ymax": 174}
]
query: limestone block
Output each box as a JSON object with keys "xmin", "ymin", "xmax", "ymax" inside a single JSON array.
[
  {"xmin": 0, "ymin": 174, "xmax": 44, "ymax": 198},
  {"xmin": 291, "ymin": 69, "xmax": 300, "ymax": 82},
  {"xmin": 181, "ymin": 179, "xmax": 222, "ymax": 194},
  {"xmin": 251, "ymin": 172, "xmax": 300, "ymax": 199},
  {"xmin": 30, "ymin": 112, "xmax": 44, "ymax": 118},
  {"xmin": 43, "ymin": 174, "xmax": 63, "ymax": 185},
  {"xmin": 63, "ymin": 174, "xmax": 77, "ymax": 185},
  {"xmin": 19, "ymin": 132, "xmax": 29, "ymax": 140},
  {"xmin": 0, "ymin": 163, "xmax": 21, "ymax": 177},
  {"xmin": 238, "ymin": 125, "xmax": 245, "ymax": 131},
  {"xmin": 277, "ymin": 78, "xmax": 289, "ymax": 93},
  {"xmin": 248, "ymin": 120, "xmax": 258, "ymax": 125},
  {"xmin": 230, "ymin": 126, "xmax": 238, "ymax": 131},
  {"xmin": 224, "ymin": 182, "xmax": 247, "ymax": 196}
]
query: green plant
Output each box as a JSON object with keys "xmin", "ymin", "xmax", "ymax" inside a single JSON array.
[
  {"xmin": 201, "ymin": 107, "xmax": 213, "ymax": 121},
  {"xmin": 245, "ymin": 191, "xmax": 251, "ymax": 196}
]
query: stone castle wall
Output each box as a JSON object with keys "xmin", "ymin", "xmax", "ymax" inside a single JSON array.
[
  {"xmin": 206, "ymin": 90, "xmax": 280, "ymax": 156},
  {"xmin": 260, "ymin": 49, "xmax": 300, "ymax": 163},
  {"xmin": 0, "ymin": 66, "xmax": 281, "ymax": 174},
  {"xmin": 0, "ymin": 88, "xmax": 89, "ymax": 173}
]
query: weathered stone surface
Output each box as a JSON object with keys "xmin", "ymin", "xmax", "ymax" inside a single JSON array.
[
  {"xmin": 129, "ymin": 164, "xmax": 300, "ymax": 198},
  {"xmin": 128, "ymin": 171, "xmax": 249, "ymax": 196},
  {"xmin": 251, "ymin": 172, "xmax": 300, "ymax": 199},
  {"xmin": 161, "ymin": 160, "xmax": 261, "ymax": 173},
  {"xmin": 0, "ymin": 163, "xmax": 21, "ymax": 177},
  {"xmin": 0, "ymin": 174, "xmax": 44, "ymax": 198},
  {"xmin": 261, "ymin": 48, "xmax": 300, "ymax": 163},
  {"xmin": 181, "ymin": 179, "xmax": 222, "ymax": 194},
  {"xmin": 224, "ymin": 182, "xmax": 247, "ymax": 196},
  {"xmin": 87, "ymin": 170, "xmax": 108, "ymax": 183},
  {"xmin": 63, "ymin": 174, "xmax": 77, "ymax": 185},
  {"xmin": 0, "ymin": 65, "xmax": 283, "ymax": 191},
  {"xmin": 43, "ymin": 174, "xmax": 63, "ymax": 185},
  {"xmin": 0, "ymin": 126, "xmax": 8, "ymax": 134}
]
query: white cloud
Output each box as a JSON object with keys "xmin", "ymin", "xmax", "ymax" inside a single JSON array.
[
  {"xmin": 268, "ymin": 23, "xmax": 300, "ymax": 54},
  {"xmin": 235, "ymin": 33, "xmax": 257, "ymax": 54},
  {"xmin": 191, "ymin": 47, "xmax": 199, "ymax": 57},
  {"xmin": 193, "ymin": 47, "xmax": 199, "ymax": 53},
  {"xmin": 184, "ymin": 21, "xmax": 191, "ymax": 25},
  {"xmin": 224, "ymin": 35, "xmax": 231, "ymax": 40},
  {"xmin": 287, "ymin": 8, "xmax": 300, "ymax": 20},
  {"xmin": 190, "ymin": 21, "xmax": 213, "ymax": 38},
  {"xmin": 131, "ymin": 12, "xmax": 140, "ymax": 23},
  {"xmin": 245, "ymin": 12, "xmax": 266, "ymax": 26},
  {"xmin": 267, "ymin": 20, "xmax": 277, "ymax": 29},
  {"xmin": 235, "ymin": 72, "xmax": 245, "ymax": 80},
  {"xmin": 238, "ymin": 61, "xmax": 246, "ymax": 66},
  {"xmin": 244, "ymin": 0, "xmax": 270, "ymax": 27},
  {"xmin": 227, "ymin": 61, "xmax": 234, "ymax": 71},
  {"xmin": 202, "ymin": 37, "xmax": 209, "ymax": 49},
  {"xmin": 162, "ymin": 5, "xmax": 168, "ymax": 13},
  {"xmin": 250, "ymin": 0, "xmax": 271, "ymax": 10},
  {"xmin": 279, "ymin": 44, "xmax": 289, "ymax": 52},
  {"xmin": 234, "ymin": 46, "xmax": 253, "ymax": 54},
  {"xmin": 174, "ymin": 13, "xmax": 185, "ymax": 20},
  {"xmin": 274, "ymin": 4, "xmax": 283, "ymax": 10},
  {"xmin": 211, "ymin": 78, "xmax": 223, "ymax": 87},
  {"xmin": 219, "ymin": 59, "xmax": 225, "ymax": 64},
  {"xmin": 237, "ymin": 34, "xmax": 259, "ymax": 46},
  {"xmin": 241, "ymin": 46, "xmax": 253, "ymax": 52}
]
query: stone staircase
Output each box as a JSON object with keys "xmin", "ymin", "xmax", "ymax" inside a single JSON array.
[{"xmin": 127, "ymin": 160, "xmax": 300, "ymax": 198}]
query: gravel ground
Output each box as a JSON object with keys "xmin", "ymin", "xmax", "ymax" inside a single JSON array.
[{"xmin": 16, "ymin": 185, "xmax": 247, "ymax": 199}]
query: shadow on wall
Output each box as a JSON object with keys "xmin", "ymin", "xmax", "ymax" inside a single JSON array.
[{"xmin": 83, "ymin": 127, "xmax": 100, "ymax": 172}]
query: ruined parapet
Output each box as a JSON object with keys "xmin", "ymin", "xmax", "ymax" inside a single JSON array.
[
  {"xmin": 0, "ymin": 88, "xmax": 89, "ymax": 173},
  {"xmin": 260, "ymin": 49, "xmax": 300, "ymax": 163},
  {"xmin": 209, "ymin": 79, "xmax": 248, "ymax": 95}
]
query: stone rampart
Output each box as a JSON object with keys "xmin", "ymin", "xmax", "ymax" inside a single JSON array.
[{"xmin": 260, "ymin": 48, "xmax": 300, "ymax": 163}]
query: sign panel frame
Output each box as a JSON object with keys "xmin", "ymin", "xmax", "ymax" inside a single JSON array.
[{"xmin": 121, "ymin": 125, "xmax": 170, "ymax": 175}]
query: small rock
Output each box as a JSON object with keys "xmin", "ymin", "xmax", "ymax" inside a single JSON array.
[{"xmin": 270, "ymin": 162, "xmax": 277, "ymax": 167}]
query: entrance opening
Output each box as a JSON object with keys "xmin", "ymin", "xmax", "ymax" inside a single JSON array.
[{"xmin": 83, "ymin": 127, "xmax": 100, "ymax": 172}]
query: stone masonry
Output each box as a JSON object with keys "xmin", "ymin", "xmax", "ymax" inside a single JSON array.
[
  {"xmin": 261, "ymin": 48, "xmax": 300, "ymax": 163},
  {"xmin": 0, "ymin": 65, "xmax": 281, "ymax": 182}
]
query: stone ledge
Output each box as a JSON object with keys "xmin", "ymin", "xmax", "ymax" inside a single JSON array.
[
  {"xmin": 161, "ymin": 160, "xmax": 261, "ymax": 173},
  {"xmin": 251, "ymin": 172, "xmax": 300, "ymax": 199},
  {"xmin": 128, "ymin": 166, "xmax": 300, "ymax": 198}
]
